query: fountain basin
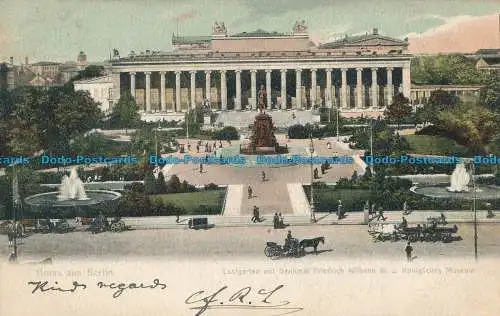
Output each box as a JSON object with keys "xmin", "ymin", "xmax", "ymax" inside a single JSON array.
[
  {"xmin": 410, "ymin": 184, "xmax": 500, "ymax": 200},
  {"xmin": 25, "ymin": 190, "xmax": 121, "ymax": 207}
]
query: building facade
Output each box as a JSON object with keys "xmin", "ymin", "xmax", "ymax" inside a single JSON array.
[
  {"xmin": 411, "ymin": 84, "xmax": 482, "ymax": 105},
  {"xmin": 110, "ymin": 22, "xmax": 412, "ymax": 118},
  {"xmin": 74, "ymin": 75, "xmax": 114, "ymax": 113}
]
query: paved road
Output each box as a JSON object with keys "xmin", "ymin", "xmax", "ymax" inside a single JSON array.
[
  {"xmin": 169, "ymin": 137, "xmax": 361, "ymax": 215},
  {"xmin": 4, "ymin": 224, "xmax": 499, "ymax": 262}
]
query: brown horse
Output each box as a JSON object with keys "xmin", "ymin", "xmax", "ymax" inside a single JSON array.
[{"xmin": 299, "ymin": 237, "xmax": 325, "ymax": 254}]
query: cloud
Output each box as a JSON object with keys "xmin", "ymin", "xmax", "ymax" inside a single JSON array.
[
  {"xmin": 311, "ymin": 24, "xmax": 353, "ymax": 44},
  {"xmin": 171, "ymin": 10, "xmax": 197, "ymax": 22},
  {"xmin": 407, "ymin": 14, "xmax": 500, "ymax": 53}
]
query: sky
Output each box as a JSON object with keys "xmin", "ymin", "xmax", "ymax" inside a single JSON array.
[{"xmin": 0, "ymin": 0, "xmax": 499, "ymax": 63}]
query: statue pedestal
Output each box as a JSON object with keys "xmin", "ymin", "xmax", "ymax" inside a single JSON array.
[{"xmin": 203, "ymin": 115, "xmax": 211, "ymax": 126}]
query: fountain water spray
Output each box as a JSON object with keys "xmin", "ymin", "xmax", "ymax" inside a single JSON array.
[{"xmin": 57, "ymin": 168, "xmax": 89, "ymax": 201}]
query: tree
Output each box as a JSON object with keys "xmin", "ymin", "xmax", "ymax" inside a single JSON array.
[
  {"xmin": 438, "ymin": 102, "xmax": 500, "ymax": 154},
  {"xmin": 166, "ymin": 175, "xmax": 181, "ymax": 193},
  {"xmin": 65, "ymin": 65, "xmax": 105, "ymax": 89},
  {"xmin": 144, "ymin": 169, "xmax": 156, "ymax": 195},
  {"xmin": 109, "ymin": 93, "xmax": 140, "ymax": 131},
  {"xmin": 216, "ymin": 126, "xmax": 239, "ymax": 140},
  {"xmin": 8, "ymin": 87, "xmax": 103, "ymax": 155},
  {"xmin": 384, "ymin": 93, "xmax": 412, "ymax": 130},
  {"xmin": 411, "ymin": 54, "xmax": 487, "ymax": 85},
  {"xmin": 479, "ymin": 73, "xmax": 500, "ymax": 110},
  {"xmin": 155, "ymin": 172, "xmax": 167, "ymax": 194}
]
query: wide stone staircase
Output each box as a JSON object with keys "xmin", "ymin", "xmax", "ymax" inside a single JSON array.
[{"xmin": 214, "ymin": 110, "xmax": 319, "ymax": 128}]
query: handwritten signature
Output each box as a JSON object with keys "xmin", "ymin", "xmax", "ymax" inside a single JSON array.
[
  {"xmin": 27, "ymin": 279, "xmax": 167, "ymax": 298},
  {"xmin": 185, "ymin": 284, "xmax": 303, "ymax": 315},
  {"xmin": 27, "ymin": 280, "xmax": 303, "ymax": 315}
]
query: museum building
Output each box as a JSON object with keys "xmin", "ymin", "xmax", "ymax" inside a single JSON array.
[{"xmin": 109, "ymin": 21, "xmax": 412, "ymax": 119}]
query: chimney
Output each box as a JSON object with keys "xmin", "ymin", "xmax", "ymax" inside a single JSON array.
[
  {"xmin": 373, "ymin": 28, "xmax": 379, "ymax": 35},
  {"xmin": 9, "ymin": 57, "xmax": 13, "ymax": 65},
  {"xmin": 25, "ymin": 56, "xmax": 29, "ymax": 65}
]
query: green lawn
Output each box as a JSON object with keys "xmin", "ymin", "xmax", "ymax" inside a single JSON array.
[
  {"xmin": 304, "ymin": 186, "xmax": 371, "ymax": 212},
  {"xmin": 150, "ymin": 189, "xmax": 226, "ymax": 214},
  {"xmin": 404, "ymin": 135, "xmax": 469, "ymax": 156}
]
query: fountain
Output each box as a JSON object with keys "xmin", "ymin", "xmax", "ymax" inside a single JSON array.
[
  {"xmin": 58, "ymin": 168, "xmax": 89, "ymax": 200},
  {"xmin": 446, "ymin": 162, "xmax": 470, "ymax": 192},
  {"xmin": 25, "ymin": 167, "xmax": 121, "ymax": 207},
  {"xmin": 410, "ymin": 163, "xmax": 500, "ymax": 200}
]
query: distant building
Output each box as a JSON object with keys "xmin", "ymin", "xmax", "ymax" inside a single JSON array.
[
  {"xmin": 30, "ymin": 61, "xmax": 62, "ymax": 78},
  {"xmin": 469, "ymin": 49, "xmax": 500, "ymax": 72},
  {"xmin": 410, "ymin": 84, "xmax": 482, "ymax": 105},
  {"xmin": 77, "ymin": 51, "xmax": 88, "ymax": 70},
  {"xmin": 73, "ymin": 75, "xmax": 114, "ymax": 113}
]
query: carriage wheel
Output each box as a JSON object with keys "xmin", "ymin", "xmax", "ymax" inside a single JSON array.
[
  {"xmin": 264, "ymin": 246, "xmax": 272, "ymax": 257},
  {"xmin": 111, "ymin": 222, "xmax": 121, "ymax": 233},
  {"xmin": 59, "ymin": 222, "xmax": 70, "ymax": 233}
]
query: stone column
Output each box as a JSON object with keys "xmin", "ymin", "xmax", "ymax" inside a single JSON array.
[
  {"xmin": 220, "ymin": 70, "xmax": 227, "ymax": 110},
  {"xmin": 265, "ymin": 70, "xmax": 272, "ymax": 109},
  {"xmin": 175, "ymin": 71, "xmax": 181, "ymax": 112},
  {"xmin": 296, "ymin": 69, "xmax": 302, "ymax": 109},
  {"xmin": 341, "ymin": 68, "xmax": 347, "ymax": 108},
  {"xmin": 145, "ymin": 71, "xmax": 151, "ymax": 112},
  {"xmin": 371, "ymin": 68, "xmax": 378, "ymax": 107},
  {"xmin": 387, "ymin": 67, "xmax": 393, "ymax": 105},
  {"xmin": 402, "ymin": 63, "xmax": 411, "ymax": 98},
  {"xmin": 326, "ymin": 68, "xmax": 332, "ymax": 108},
  {"xmin": 280, "ymin": 69, "xmax": 287, "ymax": 110},
  {"xmin": 205, "ymin": 70, "xmax": 211, "ymax": 103},
  {"xmin": 310, "ymin": 68, "xmax": 317, "ymax": 109},
  {"xmin": 130, "ymin": 72, "xmax": 136, "ymax": 99},
  {"xmin": 160, "ymin": 71, "xmax": 166, "ymax": 112},
  {"xmin": 111, "ymin": 72, "xmax": 120, "ymax": 102},
  {"xmin": 250, "ymin": 70, "xmax": 257, "ymax": 110},
  {"xmin": 235, "ymin": 70, "xmax": 242, "ymax": 110},
  {"xmin": 190, "ymin": 70, "xmax": 196, "ymax": 110},
  {"xmin": 356, "ymin": 68, "xmax": 363, "ymax": 108}
]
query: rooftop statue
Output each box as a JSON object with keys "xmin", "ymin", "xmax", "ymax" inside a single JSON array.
[
  {"xmin": 293, "ymin": 20, "xmax": 308, "ymax": 33},
  {"xmin": 212, "ymin": 21, "xmax": 227, "ymax": 34}
]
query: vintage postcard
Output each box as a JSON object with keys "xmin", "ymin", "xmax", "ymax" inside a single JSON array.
[{"xmin": 1, "ymin": 0, "xmax": 500, "ymax": 315}]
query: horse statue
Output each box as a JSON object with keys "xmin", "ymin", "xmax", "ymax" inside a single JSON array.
[{"xmin": 299, "ymin": 237, "xmax": 325, "ymax": 254}]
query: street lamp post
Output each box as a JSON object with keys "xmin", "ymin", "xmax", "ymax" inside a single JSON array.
[
  {"xmin": 186, "ymin": 112, "xmax": 190, "ymax": 143},
  {"xmin": 309, "ymin": 134, "xmax": 316, "ymax": 223},
  {"xmin": 369, "ymin": 119, "xmax": 374, "ymax": 175},
  {"xmin": 11, "ymin": 164, "xmax": 19, "ymax": 263},
  {"xmin": 470, "ymin": 161, "xmax": 478, "ymax": 260},
  {"xmin": 336, "ymin": 105, "xmax": 340, "ymax": 142}
]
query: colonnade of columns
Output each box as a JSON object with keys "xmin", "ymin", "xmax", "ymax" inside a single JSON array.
[{"xmin": 123, "ymin": 66, "xmax": 409, "ymax": 112}]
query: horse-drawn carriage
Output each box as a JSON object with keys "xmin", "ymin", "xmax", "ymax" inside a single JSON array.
[
  {"xmin": 369, "ymin": 217, "xmax": 459, "ymax": 243},
  {"xmin": 87, "ymin": 216, "xmax": 129, "ymax": 234},
  {"xmin": 264, "ymin": 237, "xmax": 325, "ymax": 258}
]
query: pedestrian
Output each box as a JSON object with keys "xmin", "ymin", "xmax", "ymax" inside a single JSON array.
[
  {"xmin": 251, "ymin": 206, "xmax": 259, "ymax": 223},
  {"xmin": 261, "ymin": 171, "xmax": 266, "ymax": 182},
  {"xmin": 247, "ymin": 185, "xmax": 253, "ymax": 199},
  {"xmin": 314, "ymin": 168, "xmax": 319, "ymax": 179},
  {"xmin": 378, "ymin": 208, "xmax": 386, "ymax": 221},
  {"xmin": 278, "ymin": 213, "xmax": 284, "ymax": 227},
  {"xmin": 405, "ymin": 242, "xmax": 413, "ymax": 262},
  {"xmin": 7, "ymin": 221, "xmax": 14, "ymax": 247},
  {"xmin": 401, "ymin": 217, "xmax": 408, "ymax": 228},
  {"xmin": 199, "ymin": 163, "xmax": 203, "ymax": 174},
  {"xmin": 273, "ymin": 213, "xmax": 279, "ymax": 229},
  {"xmin": 337, "ymin": 200, "xmax": 343, "ymax": 220},
  {"xmin": 320, "ymin": 164, "xmax": 325, "ymax": 174},
  {"xmin": 196, "ymin": 145, "xmax": 200, "ymax": 153}
]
